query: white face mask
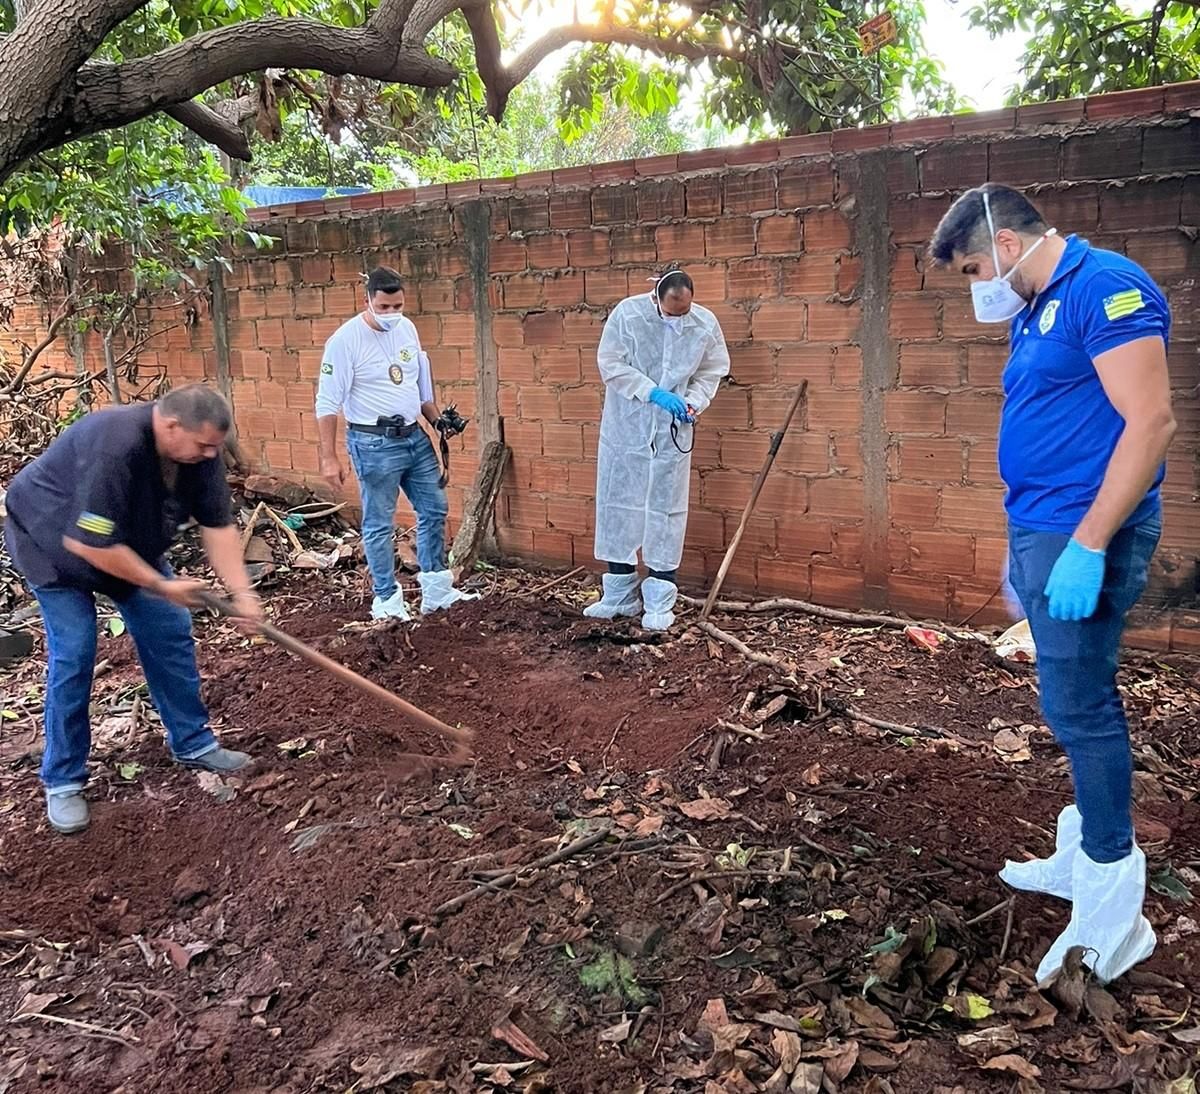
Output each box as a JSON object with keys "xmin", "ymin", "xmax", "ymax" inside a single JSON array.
[
  {"xmin": 369, "ymin": 304, "xmax": 404, "ymax": 331},
  {"xmin": 661, "ymin": 314, "xmax": 684, "ymax": 333},
  {"xmin": 970, "ymin": 191, "xmax": 1056, "ymax": 324}
]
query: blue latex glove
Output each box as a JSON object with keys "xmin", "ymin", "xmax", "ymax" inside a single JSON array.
[
  {"xmin": 1044, "ymin": 538, "xmax": 1106, "ymax": 621},
  {"xmin": 648, "ymin": 387, "xmax": 690, "ymax": 421}
]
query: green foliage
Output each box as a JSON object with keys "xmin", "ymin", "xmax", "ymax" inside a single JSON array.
[{"xmin": 967, "ymin": 1, "xmax": 1200, "ymax": 102}]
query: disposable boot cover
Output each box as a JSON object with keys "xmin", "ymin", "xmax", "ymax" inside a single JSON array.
[
  {"xmin": 418, "ymin": 569, "xmax": 478, "ymax": 614},
  {"xmin": 641, "ymin": 577, "xmax": 678, "ymax": 631},
  {"xmin": 1000, "ymin": 803, "xmax": 1081, "ymax": 900},
  {"xmin": 1036, "ymin": 845, "xmax": 1156, "ymax": 985},
  {"xmin": 583, "ymin": 572, "xmax": 642, "ymax": 619},
  {"xmin": 372, "ymin": 587, "xmax": 411, "ymax": 621}
]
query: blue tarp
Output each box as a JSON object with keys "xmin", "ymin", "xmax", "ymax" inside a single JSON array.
[{"xmin": 242, "ymin": 185, "xmax": 368, "ymax": 207}]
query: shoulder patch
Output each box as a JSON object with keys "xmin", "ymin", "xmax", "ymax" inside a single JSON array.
[
  {"xmin": 1103, "ymin": 288, "xmax": 1145, "ymax": 321},
  {"xmin": 1038, "ymin": 299, "xmax": 1060, "ymax": 335},
  {"xmin": 77, "ymin": 512, "xmax": 115, "ymax": 536},
  {"xmin": 320, "ymin": 361, "xmax": 334, "ymax": 375}
]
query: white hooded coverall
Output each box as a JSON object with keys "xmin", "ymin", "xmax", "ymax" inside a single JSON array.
[{"xmin": 593, "ymin": 293, "xmax": 731, "ymax": 572}]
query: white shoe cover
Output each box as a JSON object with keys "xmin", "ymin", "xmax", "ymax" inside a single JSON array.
[
  {"xmin": 583, "ymin": 572, "xmax": 642, "ymax": 620},
  {"xmin": 417, "ymin": 569, "xmax": 478, "ymax": 614},
  {"xmin": 1036, "ymin": 845, "xmax": 1156, "ymax": 985},
  {"xmin": 371, "ymin": 587, "xmax": 411, "ymax": 621},
  {"xmin": 640, "ymin": 577, "xmax": 677, "ymax": 631},
  {"xmin": 1000, "ymin": 804, "xmax": 1081, "ymax": 901}
]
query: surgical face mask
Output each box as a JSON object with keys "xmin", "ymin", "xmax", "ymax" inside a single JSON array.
[
  {"xmin": 370, "ymin": 304, "xmax": 404, "ymax": 331},
  {"xmin": 970, "ymin": 191, "xmax": 1056, "ymax": 324},
  {"xmin": 661, "ymin": 314, "xmax": 684, "ymax": 333}
]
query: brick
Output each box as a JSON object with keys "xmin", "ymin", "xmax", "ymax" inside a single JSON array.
[
  {"xmin": 920, "ymin": 144, "xmax": 987, "ymax": 192},
  {"xmin": 560, "ymin": 386, "xmax": 602, "ymax": 422},
  {"xmin": 441, "ymin": 314, "xmax": 475, "ymax": 348},
  {"xmin": 777, "ymin": 161, "xmax": 836, "ymax": 208},
  {"xmin": 686, "ymin": 176, "xmax": 723, "ymax": 218},
  {"xmin": 592, "ymin": 160, "xmax": 636, "ymax": 184},
  {"xmin": 750, "ymin": 386, "xmax": 807, "ymax": 429},
  {"xmin": 1033, "ymin": 185, "xmax": 1100, "ymax": 231},
  {"xmin": 954, "ymin": 108, "xmax": 1017, "ymax": 136},
  {"xmin": 775, "ymin": 518, "xmax": 834, "ymax": 558},
  {"xmin": 262, "ymin": 287, "xmax": 292, "ymax": 318},
  {"xmin": 725, "ymin": 344, "xmax": 774, "ymax": 385},
  {"xmin": 705, "ymin": 217, "xmax": 757, "ymax": 259},
  {"xmin": 1016, "ymin": 98, "xmax": 1086, "ymax": 127},
  {"xmin": 898, "ymin": 437, "xmax": 964, "ymax": 483},
  {"xmin": 832, "ymin": 346, "xmax": 862, "ymax": 387},
  {"xmin": 724, "ymin": 169, "xmax": 777, "ymax": 214},
  {"xmin": 563, "ymin": 311, "xmax": 604, "ymax": 346},
  {"xmin": 262, "ymin": 440, "xmax": 291, "ymax": 467},
  {"xmin": 835, "ymin": 254, "xmax": 863, "ymax": 295},
  {"xmin": 965, "ymin": 344, "xmax": 1009, "ymax": 388},
  {"xmin": 940, "ymin": 295, "xmax": 991, "ymax": 340},
  {"xmin": 966, "ymin": 439, "xmax": 1000, "ymax": 485},
  {"xmin": 890, "ymin": 195, "xmax": 953, "ymax": 245},
  {"xmin": 939, "ymin": 485, "xmax": 1006, "ymax": 533},
  {"xmin": 498, "ymin": 348, "xmax": 537, "ymax": 384},
  {"xmin": 564, "ymin": 230, "xmax": 608, "ymax": 268},
  {"xmin": 756, "ymin": 556, "xmax": 811, "ymax": 597},
  {"xmin": 591, "ymin": 184, "xmax": 639, "ymax": 225},
  {"xmin": 490, "ymin": 237, "xmax": 527, "ymax": 273},
  {"xmin": 987, "ymin": 136, "xmax": 1061, "ymax": 186},
  {"xmin": 891, "ymin": 117, "xmax": 955, "ymax": 145},
  {"xmin": 635, "ymin": 154, "xmax": 680, "ymax": 177},
  {"xmin": 727, "ymin": 259, "xmax": 779, "ymax": 299},
  {"xmin": 804, "ymin": 208, "xmax": 852, "ymax": 252},
  {"xmin": 889, "ymin": 295, "xmax": 939, "ymax": 340},
  {"xmin": 585, "ymin": 268, "xmax": 630, "ymax": 305},
  {"xmin": 1086, "ymin": 85, "xmax": 1166, "ymax": 121},
  {"xmin": 507, "ymin": 196, "xmax": 551, "ymax": 233},
  {"xmin": 805, "ymin": 476, "xmax": 861, "ymax": 519},
  {"xmin": 757, "ymin": 214, "xmax": 804, "ymax": 255},
  {"xmin": 1100, "ymin": 178, "xmax": 1183, "ymax": 231},
  {"xmin": 1143, "ymin": 118, "xmax": 1200, "ymax": 173},
  {"xmin": 890, "ymin": 249, "xmax": 923, "ymax": 292},
  {"xmin": 704, "ymin": 387, "xmax": 751, "ymax": 430},
  {"xmin": 543, "ymin": 271, "xmax": 585, "ymax": 307},
  {"xmin": 811, "ymin": 565, "xmax": 865, "ymax": 609},
  {"xmin": 720, "ymin": 431, "xmax": 771, "ymax": 471},
  {"xmin": 889, "ymin": 482, "xmax": 940, "ymax": 528},
  {"xmin": 523, "ymin": 311, "xmax": 563, "ymax": 346},
  {"xmin": 502, "ymin": 273, "xmax": 544, "ymax": 310},
  {"xmin": 655, "ymin": 223, "xmax": 705, "ymax": 261},
  {"xmin": 1062, "ymin": 129, "xmax": 1142, "ymax": 181},
  {"xmin": 1126, "ymin": 231, "xmax": 1199, "ymax": 279},
  {"xmin": 946, "ymin": 391, "xmax": 1003, "ymax": 437},
  {"xmin": 807, "ymin": 388, "xmax": 862, "ymax": 433},
  {"xmin": 702, "ymin": 468, "xmax": 755, "ymax": 510},
  {"xmin": 898, "ymin": 344, "xmax": 961, "ymax": 387},
  {"xmin": 538, "ymin": 348, "xmax": 582, "ymax": 384},
  {"xmin": 752, "ymin": 300, "xmax": 806, "ymax": 341},
  {"xmin": 526, "ymin": 233, "xmax": 569, "ymax": 270},
  {"xmin": 833, "ymin": 123, "xmax": 892, "ymax": 152},
  {"xmin": 611, "ymin": 225, "xmax": 658, "ymax": 264},
  {"xmin": 637, "ymin": 180, "xmax": 686, "ymax": 222},
  {"xmin": 549, "ymin": 192, "xmax": 592, "ymax": 230},
  {"xmin": 777, "ymin": 132, "xmax": 833, "ymax": 157},
  {"xmin": 887, "ymin": 573, "xmax": 949, "ymax": 617},
  {"xmin": 505, "ymin": 491, "xmax": 549, "ymax": 531},
  {"xmin": 541, "ymin": 422, "xmax": 584, "ymax": 460},
  {"xmin": 781, "ymin": 255, "xmax": 837, "ymax": 295},
  {"xmin": 807, "ymin": 301, "xmax": 861, "ymax": 341}
]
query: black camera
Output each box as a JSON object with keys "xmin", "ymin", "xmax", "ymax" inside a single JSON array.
[{"xmin": 436, "ymin": 404, "xmax": 469, "ymax": 438}]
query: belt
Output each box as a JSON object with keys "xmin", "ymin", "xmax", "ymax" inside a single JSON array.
[{"xmin": 349, "ymin": 420, "xmax": 420, "ymax": 438}]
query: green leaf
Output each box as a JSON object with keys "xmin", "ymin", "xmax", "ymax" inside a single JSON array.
[
  {"xmin": 0, "ymin": 710, "xmax": 19, "ymax": 721},
  {"xmin": 869, "ymin": 925, "xmax": 907, "ymax": 955},
  {"xmin": 107, "ymin": 617, "xmax": 126, "ymax": 638},
  {"xmin": 943, "ymin": 992, "xmax": 994, "ymax": 1020},
  {"xmin": 106, "ymin": 145, "xmax": 126, "ymax": 165},
  {"xmin": 1150, "ymin": 868, "xmax": 1194, "ymax": 905},
  {"xmin": 117, "ymin": 762, "xmax": 143, "ymax": 780}
]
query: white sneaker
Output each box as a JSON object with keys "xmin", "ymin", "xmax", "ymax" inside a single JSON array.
[
  {"xmin": 640, "ymin": 577, "xmax": 678, "ymax": 631},
  {"xmin": 1036, "ymin": 845, "xmax": 1157, "ymax": 985},
  {"xmin": 583, "ymin": 572, "xmax": 642, "ymax": 620},
  {"xmin": 417, "ymin": 569, "xmax": 478, "ymax": 614},
  {"xmin": 1000, "ymin": 804, "xmax": 1081, "ymax": 901},
  {"xmin": 371, "ymin": 588, "xmax": 411, "ymax": 621}
]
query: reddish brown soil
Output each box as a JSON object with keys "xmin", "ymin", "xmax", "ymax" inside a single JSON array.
[{"xmin": 1, "ymin": 570, "xmax": 1197, "ymax": 1093}]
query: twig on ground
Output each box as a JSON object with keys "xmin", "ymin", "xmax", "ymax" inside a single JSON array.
[
  {"xmin": 825, "ymin": 698, "xmax": 955, "ymax": 742},
  {"xmin": 13, "ymin": 1011, "xmax": 139, "ymax": 1046},
  {"xmin": 793, "ymin": 833, "xmax": 845, "ymax": 866},
  {"xmin": 655, "ymin": 867, "xmax": 814, "ymax": 905},
  {"xmin": 697, "ymin": 621, "xmax": 799, "ymax": 676},
  {"xmin": 518, "ymin": 566, "xmax": 586, "ymax": 600},
  {"xmin": 602, "ymin": 713, "xmax": 630, "ymax": 773},
  {"xmin": 1000, "ymin": 897, "xmax": 1015, "ymax": 962},
  {"xmin": 683, "ymin": 593, "xmax": 909, "ymax": 630},
  {"xmin": 708, "ymin": 731, "xmax": 729, "ymax": 772},
  {"xmin": 433, "ymin": 825, "xmax": 613, "ymax": 918},
  {"xmin": 965, "ymin": 896, "xmax": 1015, "ymax": 928}
]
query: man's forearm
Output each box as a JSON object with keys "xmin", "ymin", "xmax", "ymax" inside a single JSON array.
[
  {"xmin": 317, "ymin": 415, "xmax": 339, "ymax": 460},
  {"xmin": 422, "ymin": 401, "xmax": 439, "ymax": 425},
  {"xmin": 63, "ymin": 540, "xmax": 168, "ymax": 590},
  {"xmin": 1074, "ymin": 419, "xmax": 1176, "ymax": 550},
  {"xmin": 201, "ymin": 525, "xmax": 254, "ymax": 596}
]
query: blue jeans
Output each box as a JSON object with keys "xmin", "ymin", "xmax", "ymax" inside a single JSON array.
[
  {"xmin": 33, "ymin": 580, "xmax": 218, "ymax": 791},
  {"xmin": 1007, "ymin": 513, "xmax": 1161, "ymax": 863},
  {"xmin": 346, "ymin": 429, "xmax": 448, "ymax": 598}
]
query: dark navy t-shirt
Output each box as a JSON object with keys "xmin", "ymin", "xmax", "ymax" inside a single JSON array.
[
  {"xmin": 999, "ymin": 235, "xmax": 1170, "ymax": 532},
  {"xmin": 4, "ymin": 403, "xmax": 231, "ymax": 598}
]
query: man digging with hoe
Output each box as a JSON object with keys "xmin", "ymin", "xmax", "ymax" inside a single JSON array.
[{"xmin": 4, "ymin": 385, "xmax": 263, "ymax": 835}]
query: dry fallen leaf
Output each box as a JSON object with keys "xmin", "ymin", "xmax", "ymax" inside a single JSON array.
[
  {"xmin": 981, "ymin": 1054, "xmax": 1041, "ymax": 1080},
  {"xmin": 993, "ymin": 726, "xmax": 1033, "ymax": 763},
  {"xmin": 491, "ymin": 1017, "xmax": 550, "ymax": 1063},
  {"xmin": 679, "ymin": 798, "xmax": 734, "ymax": 822}
]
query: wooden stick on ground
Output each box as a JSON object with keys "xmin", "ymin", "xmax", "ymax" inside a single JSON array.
[
  {"xmin": 702, "ymin": 381, "xmax": 808, "ymax": 619},
  {"xmin": 195, "ymin": 592, "xmax": 472, "ymax": 751},
  {"xmin": 517, "ymin": 565, "xmax": 585, "ymax": 600},
  {"xmin": 698, "ymin": 620, "xmax": 800, "ymax": 677}
]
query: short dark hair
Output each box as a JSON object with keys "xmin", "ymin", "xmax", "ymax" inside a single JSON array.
[
  {"xmin": 655, "ymin": 267, "xmax": 694, "ymax": 300},
  {"xmin": 367, "ymin": 266, "xmax": 405, "ymax": 297},
  {"xmin": 158, "ymin": 384, "xmax": 232, "ymax": 432},
  {"xmin": 929, "ymin": 184, "xmax": 1048, "ymax": 265}
]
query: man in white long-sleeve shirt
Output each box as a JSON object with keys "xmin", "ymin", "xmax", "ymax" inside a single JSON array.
[{"xmin": 315, "ymin": 266, "xmax": 474, "ymax": 620}]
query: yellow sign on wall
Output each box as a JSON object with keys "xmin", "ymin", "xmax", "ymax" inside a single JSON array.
[{"xmin": 859, "ymin": 11, "xmax": 899, "ymax": 54}]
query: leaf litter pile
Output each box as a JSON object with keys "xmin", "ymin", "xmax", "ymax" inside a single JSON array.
[{"xmin": 1, "ymin": 565, "xmax": 1199, "ymax": 1094}]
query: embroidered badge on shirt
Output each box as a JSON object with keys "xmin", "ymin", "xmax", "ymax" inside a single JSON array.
[
  {"xmin": 320, "ymin": 361, "xmax": 333, "ymax": 375},
  {"xmin": 1103, "ymin": 288, "xmax": 1145, "ymax": 321},
  {"xmin": 398, "ymin": 348, "xmax": 415, "ymax": 363},
  {"xmin": 1038, "ymin": 299, "xmax": 1060, "ymax": 335},
  {"xmin": 77, "ymin": 512, "xmax": 115, "ymax": 536}
]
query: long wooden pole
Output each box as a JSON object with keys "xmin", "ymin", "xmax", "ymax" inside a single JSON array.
[
  {"xmin": 195, "ymin": 592, "xmax": 473, "ymax": 749},
  {"xmin": 701, "ymin": 381, "xmax": 808, "ymax": 620}
]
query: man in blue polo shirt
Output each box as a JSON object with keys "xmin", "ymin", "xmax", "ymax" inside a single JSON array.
[
  {"xmin": 930, "ymin": 184, "xmax": 1176, "ymax": 986},
  {"xmin": 5, "ymin": 385, "xmax": 264, "ymax": 835}
]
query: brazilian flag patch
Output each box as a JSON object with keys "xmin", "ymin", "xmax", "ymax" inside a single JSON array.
[
  {"xmin": 320, "ymin": 361, "xmax": 334, "ymax": 375},
  {"xmin": 1103, "ymin": 288, "xmax": 1145, "ymax": 321},
  {"xmin": 77, "ymin": 512, "xmax": 115, "ymax": 536}
]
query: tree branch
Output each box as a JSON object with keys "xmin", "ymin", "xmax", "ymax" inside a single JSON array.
[
  {"xmin": 70, "ymin": 18, "xmax": 457, "ymax": 140},
  {"xmin": 164, "ymin": 101, "xmax": 252, "ymax": 162},
  {"xmin": 3, "ymin": 296, "xmax": 78, "ymax": 394}
]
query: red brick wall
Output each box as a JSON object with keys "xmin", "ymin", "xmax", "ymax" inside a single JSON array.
[{"xmin": 6, "ymin": 83, "xmax": 1199, "ymax": 649}]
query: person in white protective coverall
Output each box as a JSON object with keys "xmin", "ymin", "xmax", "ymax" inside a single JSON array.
[{"xmin": 584, "ymin": 268, "xmax": 731, "ymax": 630}]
